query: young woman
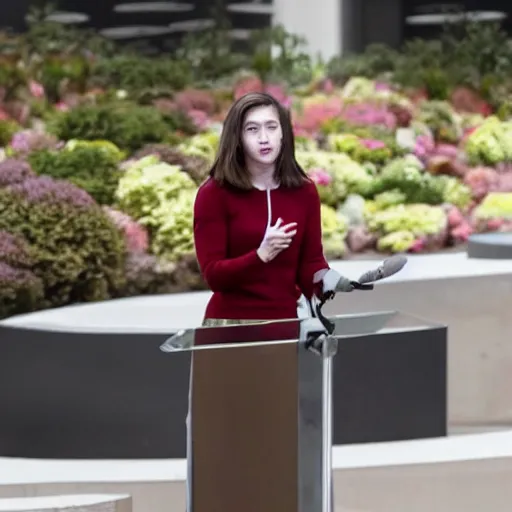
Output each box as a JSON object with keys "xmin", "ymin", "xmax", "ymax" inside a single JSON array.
[
  {"xmin": 187, "ymin": 92, "xmax": 347, "ymax": 511},
  {"xmin": 193, "ymin": 92, "xmax": 347, "ymax": 325}
]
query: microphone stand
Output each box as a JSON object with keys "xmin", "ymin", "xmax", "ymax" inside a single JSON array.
[{"xmin": 304, "ymin": 280, "xmax": 374, "ymax": 512}]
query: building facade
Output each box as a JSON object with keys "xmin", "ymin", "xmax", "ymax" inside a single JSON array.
[{"xmin": 0, "ymin": 0, "xmax": 510, "ymax": 60}]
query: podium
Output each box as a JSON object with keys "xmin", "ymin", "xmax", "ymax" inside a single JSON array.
[{"xmin": 160, "ymin": 311, "xmax": 438, "ymax": 512}]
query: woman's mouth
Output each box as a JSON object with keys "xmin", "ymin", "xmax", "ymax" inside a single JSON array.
[{"xmin": 259, "ymin": 147, "xmax": 272, "ymax": 156}]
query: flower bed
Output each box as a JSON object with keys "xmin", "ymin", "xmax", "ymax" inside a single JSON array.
[{"xmin": 2, "ymin": 18, "xmax": 512, "ymax": 317}]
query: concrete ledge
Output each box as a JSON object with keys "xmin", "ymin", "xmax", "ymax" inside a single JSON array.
[
  {"xmin": 3, "ymin": 252, "xmax": 511, "ymax": 426},
  {"xmin": 0, "ymin": 495, "xmax": 131, "ymax": 512},
  {"xmin": 0, "ymin": 430, "xmax": 511, "ymax": 511}
]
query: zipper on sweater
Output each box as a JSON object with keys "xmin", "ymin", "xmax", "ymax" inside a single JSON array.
[{"xmin": 266, "ymin": 188, "xmax": 272, "ymax": 230}]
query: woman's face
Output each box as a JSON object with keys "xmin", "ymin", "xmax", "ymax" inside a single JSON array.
[{"xmin": 241, "ymin": 105, "xmax": 283, "ymax": 170}]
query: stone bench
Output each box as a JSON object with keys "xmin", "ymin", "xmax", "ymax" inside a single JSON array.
[{"xmin": 0, "ymin": 495, "xmax": 131, "ymax": 512}]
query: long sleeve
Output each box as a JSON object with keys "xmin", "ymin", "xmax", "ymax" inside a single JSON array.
[
  {"xmin": 193, "ymin": 180, "xmax": 266, "ymax": 292},
  {"xmin": 296, "ymin": 182, "xmax": 329, "ymax": 299}
]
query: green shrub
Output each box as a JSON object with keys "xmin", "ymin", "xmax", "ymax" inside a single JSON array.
[
  {"xmin": 0, "ymin": 262, "xmax": 44, "ymax": 319},
  {"xmin": 115, "ymin": 155, "xmax": 196, "ymax": 261},
  {"xmin": 118, "ymin": 252, "xmax": 205, "ymax": 298},
  {"xmin": 326, "ymin": 44, "xmax": 399, "ymax": 83},
  {"xmin": 29, "ymin": 143, "xmax": 122, "ymax": 205},
  {"xmin": 89, "ymin": 55, "xmax": 192, "ymax": 93},
  {"xmin": 0, "ymin": 119, "xmax": 20, "ymax": 147},
  {"xmin": 132, "ymin": 143, "xmax": 210, "ymax": 184},
  {"xmin": 371, "ymin": 156, "xmax": 446, "ymax": 204},
  {"xmin": 0, "ymin": 231, "xmax": 44, "ymax": 319},
  {"xmin": 47, "ymin": 102, "xmax": 170, "ymax": 152},
  {"xmin": 0, "ymin": 177, "xmax": 126, "ymax": 308}
]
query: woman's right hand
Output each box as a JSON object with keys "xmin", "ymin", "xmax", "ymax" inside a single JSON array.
[{"xmin": 257, "ymin": 218, "xmax": 297, "ymax": 263}]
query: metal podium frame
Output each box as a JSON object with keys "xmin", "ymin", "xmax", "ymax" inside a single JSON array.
[{"xmin": 161, "ymin": 311, "xmax": 399, "ymax": 512}]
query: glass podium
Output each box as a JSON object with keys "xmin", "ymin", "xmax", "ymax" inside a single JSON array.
[{"xmin": 160, "ymin": 311, "xmax": 443, "ymax": 512}]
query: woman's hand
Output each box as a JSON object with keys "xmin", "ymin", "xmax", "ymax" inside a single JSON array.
[{"xmin": 257, "ymin": 218, "xmax": 297, "ymax": 262}]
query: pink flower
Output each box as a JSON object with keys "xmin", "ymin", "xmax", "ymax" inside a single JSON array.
[
  {"xmin": 293, "ymin": 97, "xmax": 343, "ymax": 136},
  {"xmin": 361, "ymin": 138, "xmax": 386, "ymax": 150},
  {"xmin": 436, "ymin": 143, "xmax": 458, "ymax": 159},
  {"xmin": 463, "ymin": 167, "xmax": 499, "ymax": 201},
  {"xmin": 264, "ymin": 84, "xmax": 285, "ymax": 101},
  {"xmin": 414, "ymin": 134, "xmax": 435, "ymax": 159},
  {"xmin": 486, "ymin": 218, "xmax": 505, "ymax": 231},
  {"xmin": 174, "ymin": 89, "xmax": 216, "ymax": 115},
  {"xmin": 375, "ymin": 82, "xmax": 392, "ymax": 91},
  {"xmin": 187, "ymin": 109, "xmax": 210, "ymax": 131},
  {"xmin": 55, "ymin": 102, "xmax": 69, "ymax": 112},
  {"xmin": 409, "ymin": 238, "xmax": 425, "ymax": 252},
  {"xmin": 264, "ymin": 85, "xmax": 293, "ymax": 108},
  {"xmin": 234, "ymin": 77, "xmax": 264, "ymax": 100},
  {"xmin": 342, "ymin": 103, "xmax": 396, "ymax": 130},
  {"xmin": 447, "ymin": 206, "xmax": 464, "ymax": 227},
  {"xmin": 309, "ymin": 168, "xmax": 332, "ymax": 186},
  {"xmin": 322, "ymin": 79, "xmax": 334, "ymax": 94},
  {"xmin": 29, "ymin": 80, "xmax": 45, "ymax": 98},
  {"xmin": 103, "ymin": 207, "xmax": 149, "ymax": 253},
  {"xmin": 451, "ymin": 221, "xmax": 473, "ymax": 242}
]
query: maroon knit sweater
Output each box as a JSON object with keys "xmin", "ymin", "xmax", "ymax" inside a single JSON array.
[{"xmin": 193, "ymin": 178, "xmax": 329, "ymax": 320}]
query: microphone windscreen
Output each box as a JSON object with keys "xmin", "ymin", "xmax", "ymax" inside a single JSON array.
[
  {"xmin": 382, "ymin": 254, "xmax": 407, "ymax": 277},
  {"xmin": 357, "ymin": 255, "xmax": 408, "ymax": 284}
]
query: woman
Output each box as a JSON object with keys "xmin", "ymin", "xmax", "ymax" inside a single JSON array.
[
  {"xmin": 193, "ymin": 92, "xmax": 346, "ymax": 325},
  {"xmin": 187, "ymin": 92, "xmax": 347, "ymax": 511}
]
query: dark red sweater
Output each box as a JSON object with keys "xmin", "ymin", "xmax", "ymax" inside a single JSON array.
[{"xmin": 193, "ymin": 178, "xmax": 329, "ymax": 320}]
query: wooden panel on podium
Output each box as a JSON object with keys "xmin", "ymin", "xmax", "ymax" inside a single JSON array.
[{"xmin": 192, "ymin": 341, "xmax": 298, "ymax": 512}]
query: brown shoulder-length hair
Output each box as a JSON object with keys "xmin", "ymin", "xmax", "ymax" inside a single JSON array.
[{"xmin": 209, "ymin": 92, "xmax": 309, "ymax": 190}]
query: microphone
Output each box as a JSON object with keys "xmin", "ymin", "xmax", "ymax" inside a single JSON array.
[
  {"xmin": 316, "ymin": 268, "xmax": 355, "ymax": 294},
  {"xmin": 357, "ymin": 254, "xmax": 407, "ymax": 285},
  {"xmin": 314, "ymin": 254, "xmax": 408, "ymax": 300}
]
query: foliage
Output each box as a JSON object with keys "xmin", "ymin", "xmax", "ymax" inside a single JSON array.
[
  {"xmin": 118, "ymin": 252, "xmax": 205, "ymax": 297},
  {"xmin": 132, "ymin": 143, "xmax": 210, "ymax": 184},
  {"xmin": 0, "ymin": 231, "xmax": 44, "ymax": 319},
  {"xmin": 0, "ymin": 177, "xmax": 126, "ymax": 308},
  {"xmin": 0, "ymin": 261, "xmax": 44, "ymax": 319},
  {"xmin": 89, "ymin": 55, "xmax": 193, "ymax": 95},
  {"xmin": 464, "ymin": 117, "xmax": 512, "ymax": 166},
  {"xmin": 416, "ymin": 101, "xmax": 462, "ymax": 143},
  {"xmin": 151, "ymin": 189, "xmax": 196, "ymax": 261},
  {"xmin": 24, "ymin": 5, "xmax": 116, "ymax": 57},
  {"xmin": 327, "ymin": 44, "xmax": 399, "ymax": 83},
  {"xmin": 7, "ymin": 129, "xmax": 60, "ymax": 156},
  {"xmin": 321, "ymin": 205, "xmax": 348, "ymax": 259},
  {"xmin": 371, "ymin": 156, "xmax": 447, "ymax": 205},
  {"xmin": 326, "ymin": 17, "xmax": 512, "ymax": 103},
  {"xmin": 103, "ymin": 207, "xmax": 149, "ymax": 254},
  {"xmin": 0, "ymin": 119, "xmax": 20, "ymax": 146},
  {"xmin": 47, "ymin": 102, "xmax": 170, "ymax": 152},
  {"xmin": 29, "ymin": 143, "xmax": 123, "ymax": 204},
  {"xmin": 328, "ymin": 133, "xmax": 393, "ymax": 165},
  {"xmin": 178, "ymin": 131, "xmax": 221, "ymax": 163},
  {"xmin": 115, "ymin": 155, "xmax": 196, "ymax": 261},
  {"xmin": 250, "ymin": 24, "xmax": 314, "ymax": 86},
  {"xmin": 0, "ymin": 158, "xmax": 35, "ymax": 186},
  {"xmin": 366, "ymin": 204, "xmax": 447, "ymax": 253},
  {"xmin": 296, "ymin": 150, "xmax": 374, "ymax": 205},
  {"xmin": 474, "ymin": 192, "xmax": 512, "ymax": 219},
  {"xmin": 2, "ymin": 16, "xmax": 512, "ymax": 318}
]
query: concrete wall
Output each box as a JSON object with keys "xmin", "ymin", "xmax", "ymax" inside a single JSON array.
[
  {"xmin": 323, "ymin": 274, "xmax": 512, "ymax": 428},
  {"xmin": 272, "ymin": 0, "xmax": 405, "ymax": 59},
  {"xmin": 272, "ymin": 0, "xmax": 342, "ymax": 59}
]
